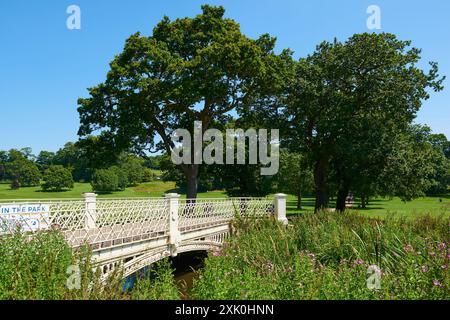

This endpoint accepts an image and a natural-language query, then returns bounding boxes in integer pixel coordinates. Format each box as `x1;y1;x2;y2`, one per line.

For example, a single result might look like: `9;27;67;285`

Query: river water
124;251;206;299
172;251;206;299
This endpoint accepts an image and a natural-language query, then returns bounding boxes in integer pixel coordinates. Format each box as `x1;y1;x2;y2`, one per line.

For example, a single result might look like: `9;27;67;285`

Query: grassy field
285;194;450;218
0;181;448;217
0;181;227;200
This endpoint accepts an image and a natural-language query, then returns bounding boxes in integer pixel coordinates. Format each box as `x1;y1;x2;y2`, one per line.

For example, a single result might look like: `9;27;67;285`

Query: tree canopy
277;33;445;211
77;5;285;198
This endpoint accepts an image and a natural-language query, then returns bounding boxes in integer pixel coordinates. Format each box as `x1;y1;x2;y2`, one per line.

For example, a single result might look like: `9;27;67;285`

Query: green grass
191;214;450;300
0;181;448;217
0;181;178;200
285;194;450;218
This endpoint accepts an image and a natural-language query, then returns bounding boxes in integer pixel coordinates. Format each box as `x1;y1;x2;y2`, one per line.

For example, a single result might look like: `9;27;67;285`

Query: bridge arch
102;240;224;281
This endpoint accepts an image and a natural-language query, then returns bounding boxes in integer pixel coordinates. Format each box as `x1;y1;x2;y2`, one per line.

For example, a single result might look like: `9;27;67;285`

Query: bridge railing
0;193;287;250
177;197;275;231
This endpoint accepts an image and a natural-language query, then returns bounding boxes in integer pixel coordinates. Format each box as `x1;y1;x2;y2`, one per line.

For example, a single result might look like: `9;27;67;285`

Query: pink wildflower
403;244;414;253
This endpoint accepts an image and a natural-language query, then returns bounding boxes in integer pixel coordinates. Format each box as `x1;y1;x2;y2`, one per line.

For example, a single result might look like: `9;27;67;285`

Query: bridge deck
65;218;231;251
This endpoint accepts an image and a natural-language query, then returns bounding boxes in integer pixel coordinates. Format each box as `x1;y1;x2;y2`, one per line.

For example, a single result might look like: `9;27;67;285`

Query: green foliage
110;166;128;191
222;164;274;197
0;231;180;300
272;33;445;211
378;125;448;200
41;165;74;192
36;151;56;172
118;155;145;187
6;158;41;188
276;152;314;208
142;168;155;182
77;5;285;198
0;231;73;299
130;259;180;300
192;214;449;300
53;142;91;182
91;168;119;193
0;151;7;181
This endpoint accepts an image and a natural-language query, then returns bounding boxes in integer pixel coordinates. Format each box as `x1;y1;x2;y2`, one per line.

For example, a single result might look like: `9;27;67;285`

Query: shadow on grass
287;200;316;207
34;189;74;194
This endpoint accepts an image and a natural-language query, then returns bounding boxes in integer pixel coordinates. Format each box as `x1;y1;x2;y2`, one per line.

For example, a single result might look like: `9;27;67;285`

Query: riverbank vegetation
191;213;449;300
0;230;179;300
1;212;448;300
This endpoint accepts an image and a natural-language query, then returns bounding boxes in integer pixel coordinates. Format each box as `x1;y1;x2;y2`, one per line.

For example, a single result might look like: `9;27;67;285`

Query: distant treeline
0;143;164;193
1;126;448;204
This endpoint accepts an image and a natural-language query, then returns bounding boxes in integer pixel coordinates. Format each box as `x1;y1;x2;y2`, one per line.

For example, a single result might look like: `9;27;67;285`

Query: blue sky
0;0;449;153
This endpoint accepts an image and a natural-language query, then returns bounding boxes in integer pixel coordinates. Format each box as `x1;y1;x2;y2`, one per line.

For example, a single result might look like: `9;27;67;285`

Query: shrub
142;168;155;182
6;159;41;188
130;259;180;300
0;231;126;300
111;166;128;191
121;160;145;186
91;169;119;193
0;231;180;300
41;165;74;192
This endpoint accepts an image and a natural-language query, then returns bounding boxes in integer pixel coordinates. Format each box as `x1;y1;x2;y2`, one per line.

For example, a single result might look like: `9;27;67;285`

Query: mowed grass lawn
0;181;227;200
0;181;448;217
0;181;178;199
285;194;450;218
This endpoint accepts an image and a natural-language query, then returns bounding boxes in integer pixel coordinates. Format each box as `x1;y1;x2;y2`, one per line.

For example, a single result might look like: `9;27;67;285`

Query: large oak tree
283;33;444;211
77;5;283;198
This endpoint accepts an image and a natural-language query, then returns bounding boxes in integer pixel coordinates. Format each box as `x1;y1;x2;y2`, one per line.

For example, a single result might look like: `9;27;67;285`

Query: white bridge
0;193;288;280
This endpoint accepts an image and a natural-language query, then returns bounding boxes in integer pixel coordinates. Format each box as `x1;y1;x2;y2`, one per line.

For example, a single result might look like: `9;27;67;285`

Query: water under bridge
0;193;288;281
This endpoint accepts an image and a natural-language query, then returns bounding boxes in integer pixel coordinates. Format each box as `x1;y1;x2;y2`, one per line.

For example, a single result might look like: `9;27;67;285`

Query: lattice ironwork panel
178;198;274;230
0;200;85;245
92;198;169;245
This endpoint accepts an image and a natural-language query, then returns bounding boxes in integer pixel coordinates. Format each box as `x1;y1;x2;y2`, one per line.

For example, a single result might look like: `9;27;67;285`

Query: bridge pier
166;193;181;257
274;193;288;225
84;193;98;229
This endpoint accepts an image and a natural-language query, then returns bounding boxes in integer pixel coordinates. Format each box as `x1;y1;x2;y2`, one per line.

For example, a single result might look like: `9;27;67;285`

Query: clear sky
0;0;448;153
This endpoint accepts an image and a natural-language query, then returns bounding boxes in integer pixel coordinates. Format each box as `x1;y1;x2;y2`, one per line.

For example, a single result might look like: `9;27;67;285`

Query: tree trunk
314;158;329;212
361;194;367;209
183;164;199;199
336;186;349;212
297;189;302;210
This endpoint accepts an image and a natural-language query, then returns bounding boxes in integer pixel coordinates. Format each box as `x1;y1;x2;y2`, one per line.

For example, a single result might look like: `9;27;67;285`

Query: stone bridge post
84;193;98;229
274;193;288;225
166;193;181;257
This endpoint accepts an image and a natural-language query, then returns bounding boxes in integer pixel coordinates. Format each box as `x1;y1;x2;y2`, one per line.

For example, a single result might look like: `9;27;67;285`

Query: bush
111;166;128;191
91;169;119;193
7;159;41;188
142;168;155;182
121;159;145;186
130;259;180;300
0;231;126;300
41;165;74;192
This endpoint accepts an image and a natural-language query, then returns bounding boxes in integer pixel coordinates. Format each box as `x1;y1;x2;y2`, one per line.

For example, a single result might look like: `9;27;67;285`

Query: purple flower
441;264;448;270
369;265;382;275
352;259;365;267
429;251;436;257
437;242;446;251
432;280;442;287
403;244;414;253
212;250;222;257
421;265;428;273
